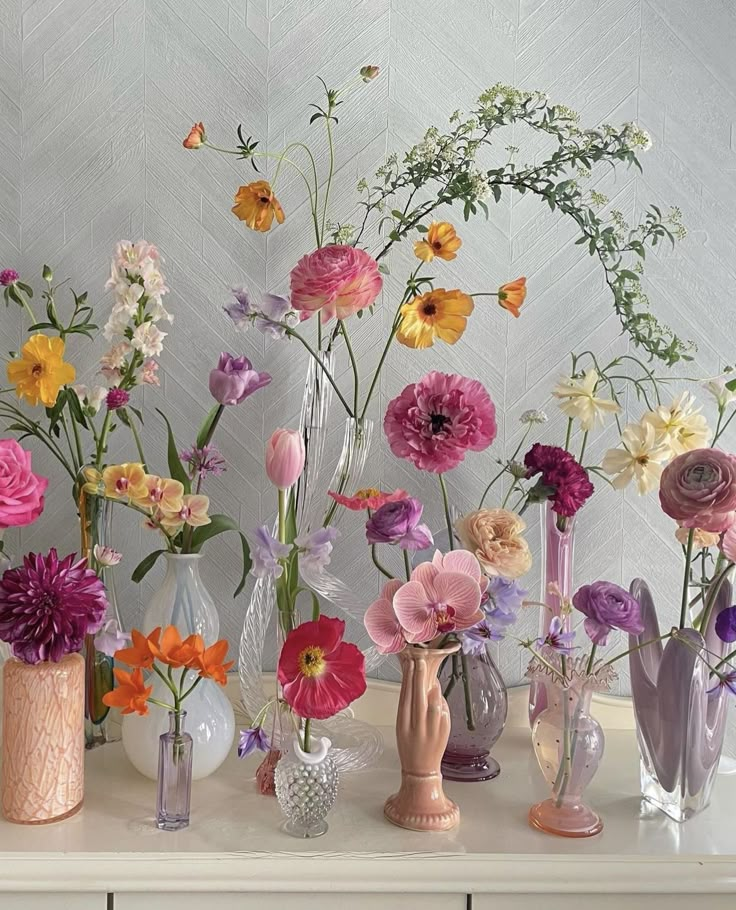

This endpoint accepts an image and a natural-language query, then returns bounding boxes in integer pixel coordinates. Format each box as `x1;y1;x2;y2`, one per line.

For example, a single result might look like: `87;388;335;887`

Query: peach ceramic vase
384;644;460;832
2;653;85;824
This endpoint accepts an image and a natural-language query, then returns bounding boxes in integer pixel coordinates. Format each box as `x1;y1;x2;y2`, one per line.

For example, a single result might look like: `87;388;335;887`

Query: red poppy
277;616;366;721
328;487;408;511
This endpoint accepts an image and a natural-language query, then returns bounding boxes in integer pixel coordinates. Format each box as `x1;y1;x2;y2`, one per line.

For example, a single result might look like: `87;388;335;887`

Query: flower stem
285;327;353;417
403;549;412;582
460;651;475;731
680;529;695;629
371;545;394;580
303;718;312;754
340;321;360;418
359;321;400;421
438;474;454;550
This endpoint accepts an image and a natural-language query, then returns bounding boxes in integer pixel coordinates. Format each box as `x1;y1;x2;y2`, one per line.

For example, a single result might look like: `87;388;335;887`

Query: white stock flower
132;322;167;357
642;392;711;456
552;369;621;431
601;422;672;495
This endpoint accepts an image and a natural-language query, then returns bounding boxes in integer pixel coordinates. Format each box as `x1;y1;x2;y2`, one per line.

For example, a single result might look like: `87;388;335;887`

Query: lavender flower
238;726;271;757
365;498;434;551
255;293;299;339
485;577;527;616
180;444;226;481
536;615;576;655
250;526;291;579
295;527;339;573
461;619;502;655
572;581;643;646
708;668;736;698
94;618;130;657
224;288;255;327
0;549;108;664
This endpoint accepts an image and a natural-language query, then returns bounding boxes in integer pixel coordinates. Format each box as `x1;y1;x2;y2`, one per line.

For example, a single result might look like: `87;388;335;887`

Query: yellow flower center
298;646;326;678
356;488;380;500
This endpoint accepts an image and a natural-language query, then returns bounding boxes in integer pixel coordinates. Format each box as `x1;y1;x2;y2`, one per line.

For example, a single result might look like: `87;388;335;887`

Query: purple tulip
715;606;736;644
572;581;644;646
209;352;271;406
365;497;433;551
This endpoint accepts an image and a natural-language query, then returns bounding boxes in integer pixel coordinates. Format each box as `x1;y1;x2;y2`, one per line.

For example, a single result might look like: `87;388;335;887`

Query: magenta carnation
525;443;594;518
290;245;382;323
384;371;497;473
660;448;736;533
0;549;108;664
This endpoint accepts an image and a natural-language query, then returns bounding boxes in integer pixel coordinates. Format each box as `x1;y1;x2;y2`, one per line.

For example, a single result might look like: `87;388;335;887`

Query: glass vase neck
167;710;187;733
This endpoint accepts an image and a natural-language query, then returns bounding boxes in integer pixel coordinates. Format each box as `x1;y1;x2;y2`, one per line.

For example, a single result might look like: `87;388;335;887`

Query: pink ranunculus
0;439;48;529
720;523;736;563
289;245;383;323
660;448;736;533
384;371;497;474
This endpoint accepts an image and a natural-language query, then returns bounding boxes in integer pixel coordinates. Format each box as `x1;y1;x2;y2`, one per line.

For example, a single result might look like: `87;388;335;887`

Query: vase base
528;799;603;838
156;815;190;832
384;793;460;832
441;754;500;783
281;818;328;839
3;799;83;826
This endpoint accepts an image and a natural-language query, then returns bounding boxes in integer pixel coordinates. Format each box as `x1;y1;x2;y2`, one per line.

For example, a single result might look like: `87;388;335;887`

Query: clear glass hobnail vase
275;735;338;838
529;502;576;727
629;578;731;822
529;678;605;838
156;711;193;831
440;645;508;782
79;493;124;748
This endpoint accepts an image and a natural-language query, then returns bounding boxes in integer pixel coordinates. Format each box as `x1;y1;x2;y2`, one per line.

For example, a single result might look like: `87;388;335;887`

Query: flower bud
265;429;305;489
42;264;53;282
360;65;380;82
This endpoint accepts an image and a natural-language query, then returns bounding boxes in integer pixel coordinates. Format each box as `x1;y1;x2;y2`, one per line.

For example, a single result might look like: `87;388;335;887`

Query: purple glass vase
440;646;508;782
628;578;731;822
156;711;193;831
529;503;576;727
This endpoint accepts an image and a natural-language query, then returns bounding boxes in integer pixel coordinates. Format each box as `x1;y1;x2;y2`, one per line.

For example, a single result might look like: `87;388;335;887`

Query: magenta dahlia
384;371;497;473
0;549;108;664
524;443;594;518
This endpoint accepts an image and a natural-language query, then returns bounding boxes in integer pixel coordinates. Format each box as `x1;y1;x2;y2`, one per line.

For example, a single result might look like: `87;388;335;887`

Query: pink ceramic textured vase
2;653;85;824
384;645;460;832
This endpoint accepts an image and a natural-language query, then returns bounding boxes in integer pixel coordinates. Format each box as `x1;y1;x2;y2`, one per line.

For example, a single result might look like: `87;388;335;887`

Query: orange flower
397;288;474;349
413;222;462;263
232;180;285;232
498;277;527;318
114;627;161;669
150;625;204;669
195;639;234;686
103;667;152;716
183;122;205;149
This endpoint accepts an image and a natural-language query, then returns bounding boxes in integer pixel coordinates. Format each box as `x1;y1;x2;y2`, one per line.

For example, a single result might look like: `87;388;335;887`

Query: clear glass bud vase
275;735;338;838
156;711;193;831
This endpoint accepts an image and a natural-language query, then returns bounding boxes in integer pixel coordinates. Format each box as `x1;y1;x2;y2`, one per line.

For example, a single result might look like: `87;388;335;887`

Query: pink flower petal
437;549;482;583
393;580;437;640
432;571;482;630
409;562;440;599
364;596;406;654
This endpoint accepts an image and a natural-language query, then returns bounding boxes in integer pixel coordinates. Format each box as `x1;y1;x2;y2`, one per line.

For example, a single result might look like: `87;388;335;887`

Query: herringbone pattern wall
2;1;735;730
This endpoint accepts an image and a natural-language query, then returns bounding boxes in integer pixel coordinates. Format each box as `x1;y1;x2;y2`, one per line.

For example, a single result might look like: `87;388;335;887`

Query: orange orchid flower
150;625;204;669
497;276;527;318
114;627;161;669
196;639;234;686
103;667;152;716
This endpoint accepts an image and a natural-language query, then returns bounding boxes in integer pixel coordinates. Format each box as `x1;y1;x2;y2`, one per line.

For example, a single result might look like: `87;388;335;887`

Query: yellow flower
102;463;148;502
642;392;711;455
159;494;211;531
6;334;76;407
135;475;184;513
413;222;462;262
397;288;474;349
497;277;526;318
232;180;285;232
552;369;621;431
601;423;671;495
82;467;104;496
674;526;720;549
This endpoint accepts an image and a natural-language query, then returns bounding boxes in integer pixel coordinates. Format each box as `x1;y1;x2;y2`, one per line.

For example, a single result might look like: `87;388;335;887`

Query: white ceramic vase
122;553;235;781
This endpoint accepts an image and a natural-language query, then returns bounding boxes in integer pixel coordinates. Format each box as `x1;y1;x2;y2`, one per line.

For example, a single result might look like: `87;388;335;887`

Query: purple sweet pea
224;288;255;327
250;526;291;579
209;353;272;406
256;294;299;339
708;668;736;698
485;577;527;617
238;726;271;758
94;618;131;657
536;615;576;654
295;526;338;573
461;619;502;655
715;606;736;644
365;497;434;551
572;581;644;646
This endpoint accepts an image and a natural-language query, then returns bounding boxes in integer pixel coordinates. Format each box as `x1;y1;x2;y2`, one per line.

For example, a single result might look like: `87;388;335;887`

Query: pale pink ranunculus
289;245;382;323
720;523;736;563
265;429;305;490
0;439;48;529
660;448;736;533
455;508;532;579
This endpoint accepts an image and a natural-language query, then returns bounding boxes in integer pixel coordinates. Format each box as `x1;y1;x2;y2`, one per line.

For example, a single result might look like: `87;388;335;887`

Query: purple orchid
365;497;434;551
250;526;291;579
238;726;271;758
536;615;576;655
295;526;339;573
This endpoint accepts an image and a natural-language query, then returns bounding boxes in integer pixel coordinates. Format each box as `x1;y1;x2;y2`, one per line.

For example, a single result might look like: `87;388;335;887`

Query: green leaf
132;549;167;583
726;377;736;392
156;409;191;494
196;404;221;449
189;514;252;596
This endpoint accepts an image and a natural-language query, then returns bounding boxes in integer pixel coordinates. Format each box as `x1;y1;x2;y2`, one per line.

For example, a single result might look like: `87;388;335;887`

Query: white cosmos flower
132;322;167;357
552;369;621;431
642;392;711;455
704;378;736;410
601;422;672;495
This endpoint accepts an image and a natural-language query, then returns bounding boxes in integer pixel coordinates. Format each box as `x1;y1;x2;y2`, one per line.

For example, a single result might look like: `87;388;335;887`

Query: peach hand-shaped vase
2;653;85;824
384;644;460;832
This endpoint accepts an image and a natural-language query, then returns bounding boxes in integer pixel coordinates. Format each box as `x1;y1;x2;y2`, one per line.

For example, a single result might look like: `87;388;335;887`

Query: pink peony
660;448;736;533
290;245;383;323
0;439;48;529
384;371;497;473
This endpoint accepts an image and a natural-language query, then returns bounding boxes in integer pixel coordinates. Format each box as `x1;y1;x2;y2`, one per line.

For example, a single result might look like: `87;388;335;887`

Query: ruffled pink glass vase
2;653;85;824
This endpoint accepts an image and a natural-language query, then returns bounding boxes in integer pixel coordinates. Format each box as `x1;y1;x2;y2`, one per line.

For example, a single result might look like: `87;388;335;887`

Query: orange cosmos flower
195;639;234;686
103;667;152;716
232;180;285;232
498;277;527;318
183;122;205;149
150;625;204;670
413;222;462;263
114;627;161;669
397;288;474;349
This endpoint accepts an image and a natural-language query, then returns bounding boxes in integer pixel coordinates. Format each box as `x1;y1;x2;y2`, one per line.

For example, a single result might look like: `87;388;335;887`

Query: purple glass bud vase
440;646;508;782
628;578;731;822
156;711;193;831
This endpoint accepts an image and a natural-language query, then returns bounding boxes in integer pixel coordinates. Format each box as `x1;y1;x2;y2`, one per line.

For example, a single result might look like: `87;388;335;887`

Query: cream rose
455;508;532;579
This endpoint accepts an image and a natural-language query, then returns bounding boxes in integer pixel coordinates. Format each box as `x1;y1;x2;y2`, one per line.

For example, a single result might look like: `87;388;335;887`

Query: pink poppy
328;488;408;511
364;580;407;654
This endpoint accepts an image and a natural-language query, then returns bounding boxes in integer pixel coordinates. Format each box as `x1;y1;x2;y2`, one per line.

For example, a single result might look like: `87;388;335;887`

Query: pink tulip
265;429;305;489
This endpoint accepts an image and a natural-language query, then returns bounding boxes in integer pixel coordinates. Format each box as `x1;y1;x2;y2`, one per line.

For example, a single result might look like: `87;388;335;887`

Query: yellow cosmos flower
102;463;148;502
397;288;474;349
413;222;462;262
497;277;527;318
6;334;76;407
232;180;285;232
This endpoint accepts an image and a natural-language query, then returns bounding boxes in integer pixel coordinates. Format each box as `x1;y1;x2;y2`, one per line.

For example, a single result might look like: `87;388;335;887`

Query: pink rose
0;439;48;529
290;245;382;323
660;448;736;533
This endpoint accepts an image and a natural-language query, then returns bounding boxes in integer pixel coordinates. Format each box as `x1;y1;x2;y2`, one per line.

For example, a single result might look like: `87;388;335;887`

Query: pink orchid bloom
364;580;406;654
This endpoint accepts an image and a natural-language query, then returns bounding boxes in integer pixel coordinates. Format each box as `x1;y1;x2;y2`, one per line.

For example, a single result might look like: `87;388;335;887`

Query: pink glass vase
2;653;85;824
440;646;508;782
529;503;576;727
529;679;605;838
384;645;460;832
156;711;193;831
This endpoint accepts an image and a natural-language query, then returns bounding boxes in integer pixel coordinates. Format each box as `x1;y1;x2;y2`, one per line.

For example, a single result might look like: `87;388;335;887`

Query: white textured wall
1;1;735;705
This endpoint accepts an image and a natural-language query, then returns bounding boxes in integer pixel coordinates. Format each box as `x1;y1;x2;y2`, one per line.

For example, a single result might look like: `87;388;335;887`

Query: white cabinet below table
3;896;106;910
115;894;465;910
473;897;735;910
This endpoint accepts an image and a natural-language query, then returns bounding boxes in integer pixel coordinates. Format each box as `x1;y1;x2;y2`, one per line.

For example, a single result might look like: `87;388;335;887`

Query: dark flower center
422;302;437;317
430;412;449;434
259;196;271;205
432;241;442;250
32;363;43;376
